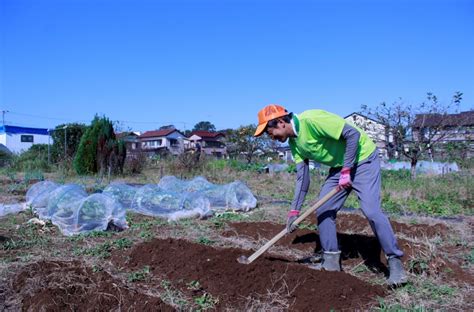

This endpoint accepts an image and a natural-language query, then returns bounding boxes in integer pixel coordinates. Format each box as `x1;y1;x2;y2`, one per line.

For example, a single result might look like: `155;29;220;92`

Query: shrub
10;144;50;171
168;151;206;178
49;123;87;163
124;152;148;174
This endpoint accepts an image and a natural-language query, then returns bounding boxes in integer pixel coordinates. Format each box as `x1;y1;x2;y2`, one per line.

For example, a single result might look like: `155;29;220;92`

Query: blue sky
1;0;473;132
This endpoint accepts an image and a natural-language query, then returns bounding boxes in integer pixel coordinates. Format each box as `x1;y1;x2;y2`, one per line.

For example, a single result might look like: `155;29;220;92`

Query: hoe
237;187;339;265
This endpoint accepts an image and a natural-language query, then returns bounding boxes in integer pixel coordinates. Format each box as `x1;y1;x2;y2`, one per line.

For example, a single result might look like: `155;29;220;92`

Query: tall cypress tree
73;115;125;175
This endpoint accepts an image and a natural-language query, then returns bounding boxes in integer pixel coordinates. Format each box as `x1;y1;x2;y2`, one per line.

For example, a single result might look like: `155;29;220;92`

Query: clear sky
1;0;473;132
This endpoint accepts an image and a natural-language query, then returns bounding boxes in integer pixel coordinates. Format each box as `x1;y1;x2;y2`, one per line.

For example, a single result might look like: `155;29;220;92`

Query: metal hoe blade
236;187;339;265
236;255;250;264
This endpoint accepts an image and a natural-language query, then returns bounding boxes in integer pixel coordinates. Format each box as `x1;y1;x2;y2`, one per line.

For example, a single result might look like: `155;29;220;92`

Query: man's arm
291;159;310;211
338;123;361;189
341;123;361;168
287;159;310;233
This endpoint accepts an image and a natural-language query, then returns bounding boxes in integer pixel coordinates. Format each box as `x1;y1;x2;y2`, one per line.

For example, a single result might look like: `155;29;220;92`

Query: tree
362;92;463;179
73;115;126;175
159;125;176;130
192;121;216;132
50;123;87;162
226;124;270;163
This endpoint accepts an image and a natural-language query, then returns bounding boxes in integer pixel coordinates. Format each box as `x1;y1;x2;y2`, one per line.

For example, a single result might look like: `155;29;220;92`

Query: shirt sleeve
291;160;310;211
341;123;361;168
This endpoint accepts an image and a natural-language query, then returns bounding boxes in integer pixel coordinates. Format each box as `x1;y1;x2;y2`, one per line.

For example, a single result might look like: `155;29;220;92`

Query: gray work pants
316;151;404;258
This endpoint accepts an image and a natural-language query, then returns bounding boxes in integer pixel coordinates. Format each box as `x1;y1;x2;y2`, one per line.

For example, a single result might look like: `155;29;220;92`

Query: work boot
387;256;408;286
299;250;323;264
308;251;341;271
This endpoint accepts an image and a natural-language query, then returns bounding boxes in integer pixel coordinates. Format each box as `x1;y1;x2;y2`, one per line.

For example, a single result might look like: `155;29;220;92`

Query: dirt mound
223;221;394;272
223;221;317;253
6;260;174;311
222;220;474;285
337;213;448;238
111;238;386;311
227;213;448;242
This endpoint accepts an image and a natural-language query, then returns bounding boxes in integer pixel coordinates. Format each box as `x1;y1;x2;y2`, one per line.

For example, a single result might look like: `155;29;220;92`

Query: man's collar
291;114;299;137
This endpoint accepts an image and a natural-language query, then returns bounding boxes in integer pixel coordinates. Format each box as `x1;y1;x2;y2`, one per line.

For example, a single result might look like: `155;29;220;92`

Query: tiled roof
139;128;178;138
189;131;225;138
413;111;474;128
115;131;138;139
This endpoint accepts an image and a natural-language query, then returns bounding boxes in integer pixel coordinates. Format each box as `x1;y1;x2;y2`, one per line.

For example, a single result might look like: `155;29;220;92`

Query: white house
139;128;186;156
187;131;227;158
344;113;391;159
0;125;50;154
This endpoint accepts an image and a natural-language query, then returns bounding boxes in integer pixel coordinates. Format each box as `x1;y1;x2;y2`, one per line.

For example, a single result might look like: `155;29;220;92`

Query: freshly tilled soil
111;238;387;311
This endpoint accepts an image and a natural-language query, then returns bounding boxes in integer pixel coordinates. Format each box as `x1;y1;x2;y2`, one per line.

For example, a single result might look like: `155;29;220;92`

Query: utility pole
1;110;8;126
48;129;51;164
63;125;68;157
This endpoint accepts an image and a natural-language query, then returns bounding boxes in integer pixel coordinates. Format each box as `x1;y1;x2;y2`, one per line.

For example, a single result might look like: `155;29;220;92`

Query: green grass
375;298;427;312
381;171;473;216
187;280;202;290
2;223;51;250
139;230;153;240
127;266;151;282
6;157;472;217
67;230;114;242
298;221;317;231
76;238;133;258
159;279;190;308
114;237;133;249
196;236;214;245
465;249;474;264
401;281;457;304
194;293;219;311
77;242;113;258
210;211;249;228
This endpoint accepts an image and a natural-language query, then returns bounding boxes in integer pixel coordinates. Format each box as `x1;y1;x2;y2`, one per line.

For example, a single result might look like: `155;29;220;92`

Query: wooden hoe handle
243;187;339;264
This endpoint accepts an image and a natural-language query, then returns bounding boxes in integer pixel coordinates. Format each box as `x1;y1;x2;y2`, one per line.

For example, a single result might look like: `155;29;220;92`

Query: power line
8;111;90;123
5;111;198;130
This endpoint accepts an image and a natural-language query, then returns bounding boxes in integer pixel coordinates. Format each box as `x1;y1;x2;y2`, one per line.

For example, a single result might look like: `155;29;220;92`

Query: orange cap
254;104;288;137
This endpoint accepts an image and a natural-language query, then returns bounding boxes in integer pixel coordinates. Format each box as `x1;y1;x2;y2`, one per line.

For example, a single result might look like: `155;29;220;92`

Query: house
277;145;293;162
138;128;186;156
413;110;474;158
187;131;227;158
115;131;141;157
0;125;50;154
344;113;391;159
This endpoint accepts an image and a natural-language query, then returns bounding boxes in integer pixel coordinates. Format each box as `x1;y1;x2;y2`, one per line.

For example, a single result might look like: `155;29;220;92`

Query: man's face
266;120;288;142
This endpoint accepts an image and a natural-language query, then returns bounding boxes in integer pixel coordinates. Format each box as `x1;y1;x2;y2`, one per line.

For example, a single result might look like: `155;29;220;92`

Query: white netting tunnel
7;176;257;236
158;176;257;211
128;184;212;220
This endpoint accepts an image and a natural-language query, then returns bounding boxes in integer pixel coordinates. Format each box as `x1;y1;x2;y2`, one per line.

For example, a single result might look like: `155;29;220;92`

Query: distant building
116;131;141;157
344;113;390;159
187;131;227;158
138;128;186;156
0;125;49;154
413;110;474;158
277;145;293;162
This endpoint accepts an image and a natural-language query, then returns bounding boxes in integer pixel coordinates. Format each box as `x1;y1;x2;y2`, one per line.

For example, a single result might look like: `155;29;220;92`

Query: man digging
254;104;408;286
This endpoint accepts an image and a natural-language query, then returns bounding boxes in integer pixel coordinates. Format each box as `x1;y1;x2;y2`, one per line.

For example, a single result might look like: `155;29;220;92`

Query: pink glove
338;167;352;190
286;210;300;233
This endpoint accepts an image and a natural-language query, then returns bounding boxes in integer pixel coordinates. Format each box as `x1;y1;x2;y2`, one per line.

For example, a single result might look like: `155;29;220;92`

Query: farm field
0;168;473;311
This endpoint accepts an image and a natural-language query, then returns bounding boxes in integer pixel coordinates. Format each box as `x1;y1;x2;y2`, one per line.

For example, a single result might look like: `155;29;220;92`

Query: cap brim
254;123;267;137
